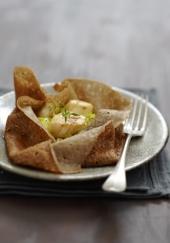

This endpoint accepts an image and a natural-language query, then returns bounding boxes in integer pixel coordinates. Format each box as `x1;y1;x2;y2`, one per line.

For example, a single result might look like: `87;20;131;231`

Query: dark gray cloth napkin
0;88;169;199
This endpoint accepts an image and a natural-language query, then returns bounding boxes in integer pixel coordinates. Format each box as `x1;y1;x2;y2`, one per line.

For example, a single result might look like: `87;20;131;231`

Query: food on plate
50;113;86;138
4;66;131;174
65;99;94;116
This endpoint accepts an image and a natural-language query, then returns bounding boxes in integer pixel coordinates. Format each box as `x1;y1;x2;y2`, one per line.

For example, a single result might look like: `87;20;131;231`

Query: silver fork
102;95;148;192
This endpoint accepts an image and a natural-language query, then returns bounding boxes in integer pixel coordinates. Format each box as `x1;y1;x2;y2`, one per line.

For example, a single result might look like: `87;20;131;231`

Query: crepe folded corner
4;67;131;174
14;66;46;102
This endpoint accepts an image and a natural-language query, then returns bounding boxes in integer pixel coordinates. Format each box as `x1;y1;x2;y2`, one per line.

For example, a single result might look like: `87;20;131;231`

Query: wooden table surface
0;1;169;243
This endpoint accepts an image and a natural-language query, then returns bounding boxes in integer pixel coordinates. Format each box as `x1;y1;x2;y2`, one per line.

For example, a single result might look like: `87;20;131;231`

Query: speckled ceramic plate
0;84;168;181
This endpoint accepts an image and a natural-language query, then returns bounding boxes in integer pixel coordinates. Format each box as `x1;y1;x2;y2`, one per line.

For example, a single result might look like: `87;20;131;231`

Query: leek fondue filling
38;99;95;138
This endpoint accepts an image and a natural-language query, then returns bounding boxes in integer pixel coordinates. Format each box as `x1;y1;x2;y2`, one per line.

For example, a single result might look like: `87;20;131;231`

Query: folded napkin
0;88;169;199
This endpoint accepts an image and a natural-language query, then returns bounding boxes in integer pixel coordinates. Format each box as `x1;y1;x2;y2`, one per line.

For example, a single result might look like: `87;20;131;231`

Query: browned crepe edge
84;123;126;167
8;140;61;173
4;109;81;174
54;78;131;111
14;66;46;102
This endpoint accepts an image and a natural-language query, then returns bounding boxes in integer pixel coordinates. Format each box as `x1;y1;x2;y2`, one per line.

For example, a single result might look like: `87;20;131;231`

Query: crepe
14;66;46;102
54;78;131;111
4;67;131;174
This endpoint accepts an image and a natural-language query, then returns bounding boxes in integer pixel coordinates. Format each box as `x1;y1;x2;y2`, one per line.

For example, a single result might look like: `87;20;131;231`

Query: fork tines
124;94;148;136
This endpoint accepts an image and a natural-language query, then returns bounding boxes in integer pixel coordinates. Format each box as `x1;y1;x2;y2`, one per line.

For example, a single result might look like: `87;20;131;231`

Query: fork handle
102;134;132;192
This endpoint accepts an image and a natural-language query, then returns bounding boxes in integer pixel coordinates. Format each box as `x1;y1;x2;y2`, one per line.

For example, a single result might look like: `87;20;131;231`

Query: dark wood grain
0;1;169;243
